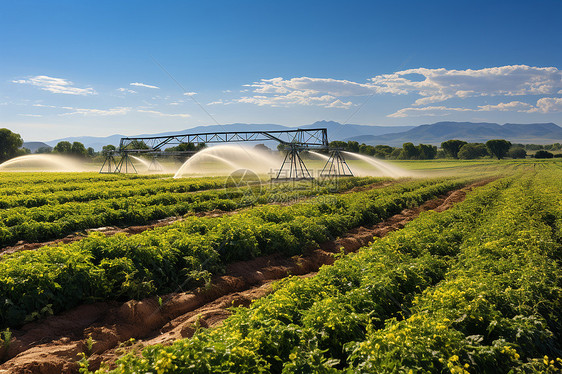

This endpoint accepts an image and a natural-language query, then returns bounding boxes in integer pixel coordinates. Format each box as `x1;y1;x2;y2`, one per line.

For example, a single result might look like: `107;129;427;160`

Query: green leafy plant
88;169;562;373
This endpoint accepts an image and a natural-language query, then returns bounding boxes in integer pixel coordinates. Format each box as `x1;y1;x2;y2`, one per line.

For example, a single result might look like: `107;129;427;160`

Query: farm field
0;160;560;373
0;173;388;249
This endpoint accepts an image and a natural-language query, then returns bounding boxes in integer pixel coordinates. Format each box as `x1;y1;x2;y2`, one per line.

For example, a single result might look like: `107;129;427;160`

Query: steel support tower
320;149;354;177
100;128;353;180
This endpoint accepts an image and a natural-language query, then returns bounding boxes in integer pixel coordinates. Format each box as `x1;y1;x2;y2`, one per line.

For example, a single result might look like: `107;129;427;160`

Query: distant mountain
36;121;558;150
39;121;414;150
22;142;52;153
345;122;562;146
301;120;415;137
43;135;127;152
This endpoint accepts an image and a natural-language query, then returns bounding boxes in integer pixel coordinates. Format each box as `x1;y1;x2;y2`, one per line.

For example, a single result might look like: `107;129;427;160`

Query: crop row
0;174;232;207
344;174;562;372
0;177;384;247
99;170;561;373
0;172;157;190
0;177;465;328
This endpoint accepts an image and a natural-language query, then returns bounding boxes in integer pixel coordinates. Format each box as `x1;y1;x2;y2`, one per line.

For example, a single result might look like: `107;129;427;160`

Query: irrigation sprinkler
99;152;117;174
320;148;354;178
114;153;137;174
275;144;314;181
100;128;354;180
148;155;164;172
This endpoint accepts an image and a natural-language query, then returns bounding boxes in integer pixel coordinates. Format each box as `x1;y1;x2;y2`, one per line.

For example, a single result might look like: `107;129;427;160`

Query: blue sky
1;0;561;141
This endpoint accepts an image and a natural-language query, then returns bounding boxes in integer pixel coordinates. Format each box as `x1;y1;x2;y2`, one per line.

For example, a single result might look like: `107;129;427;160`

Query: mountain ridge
345;121;562;146
37;121;414;150
27;121;562;150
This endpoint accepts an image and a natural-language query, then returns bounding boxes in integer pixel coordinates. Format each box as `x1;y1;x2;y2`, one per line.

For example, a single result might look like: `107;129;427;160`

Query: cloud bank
130;82;160;89
233;65;562;116
371;65;562;105
12;76;96;96
60;107;132;116
387;98;562;118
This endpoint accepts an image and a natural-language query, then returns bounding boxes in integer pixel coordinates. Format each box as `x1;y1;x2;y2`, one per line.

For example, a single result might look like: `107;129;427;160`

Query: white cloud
388;106;473;118
183;92;197;96
413;95;452;106
19;114;43;117
137;109;191;118
326;99;354;109
529;97;562;113
235;76;376;108
12;75;96;95
238;91;342;108
61;107;132;116
477;101;533;112
130;82;159;89
387;97;562;117
118;88;137;94
249;77;374;96
371;65;562;105
236;65;562;112
32;103;58;108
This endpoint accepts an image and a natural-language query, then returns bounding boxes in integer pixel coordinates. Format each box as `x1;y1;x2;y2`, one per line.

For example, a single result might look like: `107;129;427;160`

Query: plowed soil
0;179;492;373
0;180;397;258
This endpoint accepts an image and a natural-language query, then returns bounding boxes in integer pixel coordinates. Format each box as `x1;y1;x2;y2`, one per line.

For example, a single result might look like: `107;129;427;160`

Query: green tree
374;145;393;154
441;139;467;159
70;142;87;157
166;142;206;152
508;147;527;159
87;147;96;157
435;150;447;158
458;143;489;160
0;128;24;162
486;139;512;159
399;142;420;159
102;144;116;156
36;146;52;154
534;150;554;159
328;141;347;150
53;141;72;154
358;144;376;156
126;140;150;150
346;141;360;153
417;144;437;159
389;148;402;159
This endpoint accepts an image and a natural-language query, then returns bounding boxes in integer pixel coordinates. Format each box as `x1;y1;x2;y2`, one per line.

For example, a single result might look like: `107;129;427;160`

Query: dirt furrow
0;179;491;374
0;181;397;258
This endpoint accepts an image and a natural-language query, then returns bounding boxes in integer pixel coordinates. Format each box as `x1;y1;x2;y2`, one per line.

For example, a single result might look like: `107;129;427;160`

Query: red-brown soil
0;180;398;258
0;179;492;373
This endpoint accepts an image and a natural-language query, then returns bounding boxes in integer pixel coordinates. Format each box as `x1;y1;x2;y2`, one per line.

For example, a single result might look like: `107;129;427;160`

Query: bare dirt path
0;179;492;374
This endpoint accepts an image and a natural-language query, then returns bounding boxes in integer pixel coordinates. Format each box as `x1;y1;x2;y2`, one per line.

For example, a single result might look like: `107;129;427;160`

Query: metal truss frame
320;149;354;178
275;145;314;180
100;128;354;180
118;128;328;152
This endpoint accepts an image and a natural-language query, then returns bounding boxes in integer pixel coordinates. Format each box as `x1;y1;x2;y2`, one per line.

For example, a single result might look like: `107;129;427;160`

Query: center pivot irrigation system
100;128;353;180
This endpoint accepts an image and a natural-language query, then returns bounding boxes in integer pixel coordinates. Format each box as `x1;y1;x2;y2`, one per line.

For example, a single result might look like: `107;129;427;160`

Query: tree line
1;127;561;163
329;139;559;159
